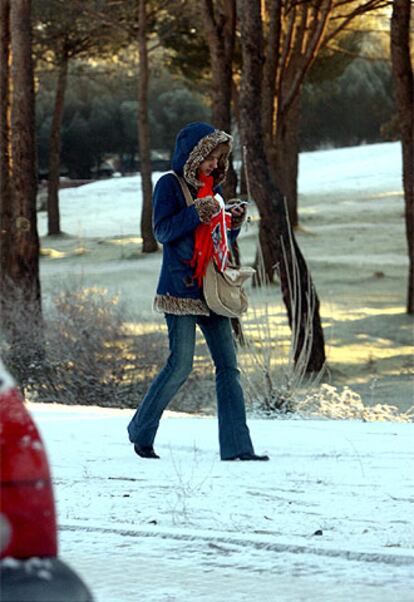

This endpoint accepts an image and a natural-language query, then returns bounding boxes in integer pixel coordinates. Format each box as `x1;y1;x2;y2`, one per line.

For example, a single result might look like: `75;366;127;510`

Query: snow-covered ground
299;141;401;196
37;142;402;239
37;140;412;408
30;402;414;602
29;141;413;600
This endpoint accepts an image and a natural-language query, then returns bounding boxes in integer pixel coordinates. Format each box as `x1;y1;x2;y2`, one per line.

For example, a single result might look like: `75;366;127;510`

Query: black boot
224;452;269;461
134;444;160;459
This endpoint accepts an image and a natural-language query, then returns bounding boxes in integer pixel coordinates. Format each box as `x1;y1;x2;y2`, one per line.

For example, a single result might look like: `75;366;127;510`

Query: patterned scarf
189;173;230;287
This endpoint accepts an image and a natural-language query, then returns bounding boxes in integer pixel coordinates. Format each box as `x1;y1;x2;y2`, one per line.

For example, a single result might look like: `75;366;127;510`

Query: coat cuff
194;196;220;223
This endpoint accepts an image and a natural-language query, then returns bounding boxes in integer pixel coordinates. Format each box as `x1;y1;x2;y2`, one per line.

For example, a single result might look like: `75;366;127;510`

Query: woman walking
127;122;269;462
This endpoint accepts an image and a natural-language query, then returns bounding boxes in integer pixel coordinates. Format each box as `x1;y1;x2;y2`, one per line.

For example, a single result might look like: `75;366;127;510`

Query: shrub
298;384;414;422
1;286;214;411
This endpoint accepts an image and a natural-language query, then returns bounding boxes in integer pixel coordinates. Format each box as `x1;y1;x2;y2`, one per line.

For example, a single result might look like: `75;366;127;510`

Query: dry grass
0;286;213;411
237;195;412;422
1;281;410;421
239;202;324;415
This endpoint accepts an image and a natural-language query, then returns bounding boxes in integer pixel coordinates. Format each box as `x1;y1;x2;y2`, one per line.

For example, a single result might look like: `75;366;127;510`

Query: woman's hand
226;198;248;228
229;204;246;219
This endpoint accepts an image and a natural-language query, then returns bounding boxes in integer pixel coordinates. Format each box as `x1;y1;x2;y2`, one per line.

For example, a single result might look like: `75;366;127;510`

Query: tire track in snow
60;523;414;567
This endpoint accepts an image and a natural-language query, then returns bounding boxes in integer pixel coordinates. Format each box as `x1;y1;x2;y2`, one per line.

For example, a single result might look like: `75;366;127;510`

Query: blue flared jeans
127;313;254;460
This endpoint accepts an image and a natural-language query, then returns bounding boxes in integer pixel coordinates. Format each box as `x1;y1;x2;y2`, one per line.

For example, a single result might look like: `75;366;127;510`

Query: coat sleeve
152;174;201;244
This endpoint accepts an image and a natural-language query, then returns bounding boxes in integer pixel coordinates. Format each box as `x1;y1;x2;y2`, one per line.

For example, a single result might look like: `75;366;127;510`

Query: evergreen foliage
301;59;394;150
35;65;210;178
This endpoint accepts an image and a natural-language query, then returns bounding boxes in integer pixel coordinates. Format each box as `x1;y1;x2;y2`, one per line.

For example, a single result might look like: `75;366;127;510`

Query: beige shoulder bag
171;172;254;318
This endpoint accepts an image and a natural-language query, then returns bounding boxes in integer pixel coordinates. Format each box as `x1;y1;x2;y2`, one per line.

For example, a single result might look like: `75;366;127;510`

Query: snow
30;141;414;600
29;402;414;602
37;142;402;239
299;142;401;196
1;556;53;579
0;358;15;393
37;173;161;239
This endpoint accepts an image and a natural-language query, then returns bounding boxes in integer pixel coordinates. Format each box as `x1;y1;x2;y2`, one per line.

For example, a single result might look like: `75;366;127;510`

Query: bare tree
189;1;391;227
390;0;413;314
237;0;325;372
261;0;391;227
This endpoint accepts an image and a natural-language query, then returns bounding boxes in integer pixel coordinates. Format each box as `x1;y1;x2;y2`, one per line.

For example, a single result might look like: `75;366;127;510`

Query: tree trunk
201;0;238;199
0;0;43;373
262;1;331;228
0;0;12;300
237;0;325;372
262;0;300;227
272;96;300;228
262;0;281;156
391;0;414;314
9;0;41;308
47;49;69;236
138;0;157;253
213;58;238;200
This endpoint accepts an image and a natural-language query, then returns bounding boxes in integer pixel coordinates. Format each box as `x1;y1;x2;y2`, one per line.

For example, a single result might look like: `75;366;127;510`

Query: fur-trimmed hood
171;122;232;189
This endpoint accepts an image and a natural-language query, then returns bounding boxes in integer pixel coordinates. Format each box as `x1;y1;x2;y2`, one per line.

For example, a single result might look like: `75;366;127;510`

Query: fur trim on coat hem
153;294;210;316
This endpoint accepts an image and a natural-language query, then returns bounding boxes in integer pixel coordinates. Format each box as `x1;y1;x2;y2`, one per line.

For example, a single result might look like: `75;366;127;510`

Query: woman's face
198;149;222;177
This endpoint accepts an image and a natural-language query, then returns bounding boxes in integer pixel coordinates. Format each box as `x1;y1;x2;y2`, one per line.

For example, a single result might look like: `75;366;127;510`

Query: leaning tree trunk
138;0;157;253
47;49;69;236
201;0;238;199
237;0;325;372
391;0;414;314
0;0;12;305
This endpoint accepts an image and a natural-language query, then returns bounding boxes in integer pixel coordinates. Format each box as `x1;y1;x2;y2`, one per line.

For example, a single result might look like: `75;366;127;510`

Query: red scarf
189;174;230;287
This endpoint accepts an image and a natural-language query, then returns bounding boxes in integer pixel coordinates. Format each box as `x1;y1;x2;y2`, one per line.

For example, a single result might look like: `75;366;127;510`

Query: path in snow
58;523;414;602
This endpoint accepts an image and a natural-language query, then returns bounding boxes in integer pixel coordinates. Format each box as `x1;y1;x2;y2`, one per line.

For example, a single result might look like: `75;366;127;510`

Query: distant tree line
301;58;394;150
36;65;210;179
35;56;395;179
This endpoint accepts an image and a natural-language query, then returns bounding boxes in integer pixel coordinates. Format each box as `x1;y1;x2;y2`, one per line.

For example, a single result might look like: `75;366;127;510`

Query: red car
0;359;93;602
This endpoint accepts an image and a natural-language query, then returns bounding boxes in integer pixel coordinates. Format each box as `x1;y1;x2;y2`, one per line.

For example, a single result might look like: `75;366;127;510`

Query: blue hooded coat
152;122;241;316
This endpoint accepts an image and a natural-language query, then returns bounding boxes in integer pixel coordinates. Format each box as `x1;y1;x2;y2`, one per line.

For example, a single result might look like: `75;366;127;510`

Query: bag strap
169;171;194;207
